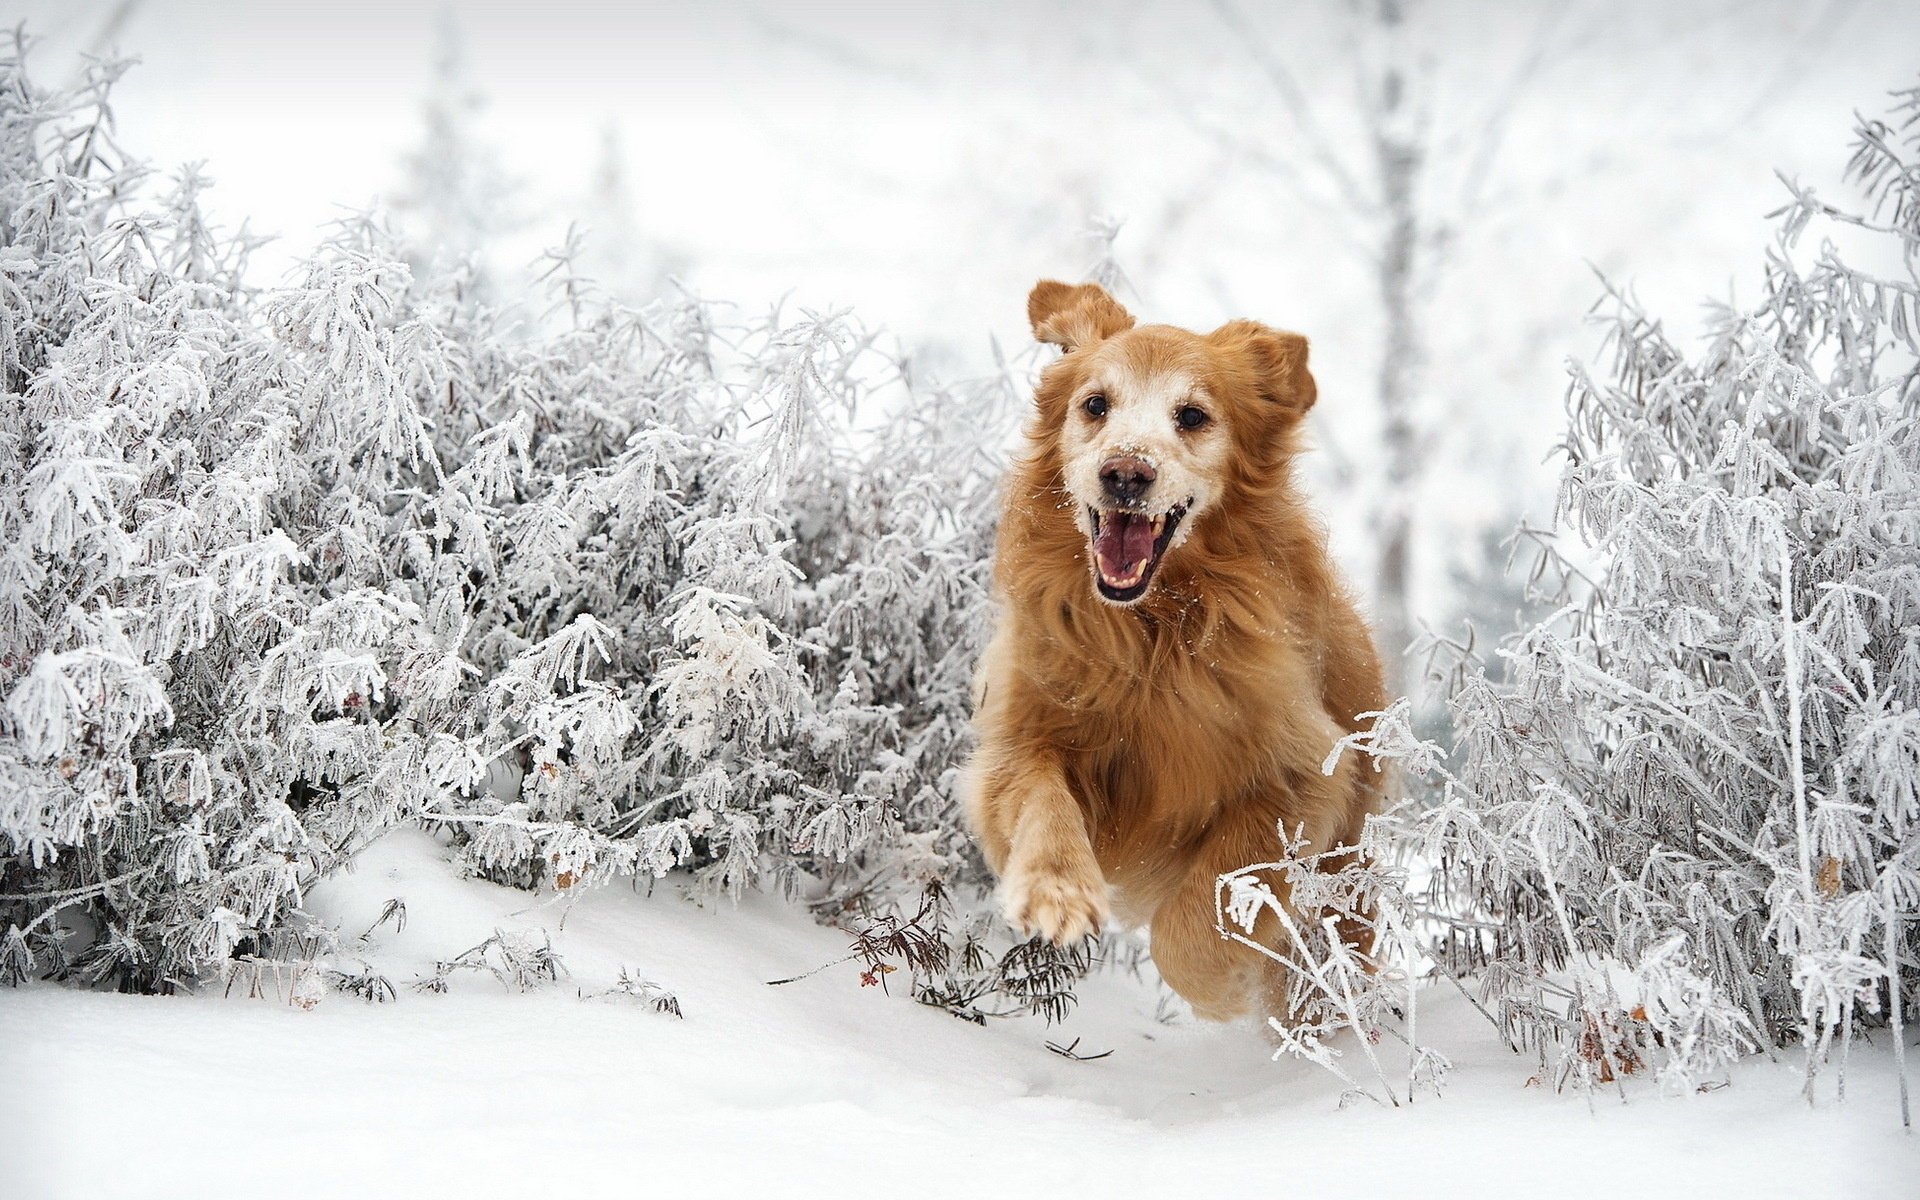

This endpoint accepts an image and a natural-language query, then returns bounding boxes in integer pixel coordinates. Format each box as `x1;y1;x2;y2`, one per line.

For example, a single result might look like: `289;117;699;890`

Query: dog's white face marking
1057;349;1230;605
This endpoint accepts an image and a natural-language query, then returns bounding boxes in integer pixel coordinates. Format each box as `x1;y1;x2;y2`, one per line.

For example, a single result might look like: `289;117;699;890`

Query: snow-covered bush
1336;83;1919;1112
0;40;1014;994
1217;821;1453;1109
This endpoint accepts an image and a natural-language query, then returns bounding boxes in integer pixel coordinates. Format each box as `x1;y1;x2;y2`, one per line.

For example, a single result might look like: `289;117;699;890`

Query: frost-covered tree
1166;1;1852;690
390;11;519;298
1171;0;1571;683
0;36;1059;1005
578;121;684;304
1334;82;1919;1118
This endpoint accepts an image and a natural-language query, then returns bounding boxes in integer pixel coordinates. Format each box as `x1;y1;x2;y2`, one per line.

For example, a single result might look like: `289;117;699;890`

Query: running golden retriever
962;280;1386;1022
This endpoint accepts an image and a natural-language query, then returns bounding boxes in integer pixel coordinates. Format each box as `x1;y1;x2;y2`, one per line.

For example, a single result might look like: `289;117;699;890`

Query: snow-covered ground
4;829;1911;1198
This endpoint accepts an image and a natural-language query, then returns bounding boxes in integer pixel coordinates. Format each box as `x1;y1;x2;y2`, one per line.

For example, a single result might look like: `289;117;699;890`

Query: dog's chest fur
1028;600;1331;902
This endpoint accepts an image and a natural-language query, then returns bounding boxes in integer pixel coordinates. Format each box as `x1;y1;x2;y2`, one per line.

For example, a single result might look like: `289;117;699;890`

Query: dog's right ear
1028;280;1134;352
1209;319;1317;422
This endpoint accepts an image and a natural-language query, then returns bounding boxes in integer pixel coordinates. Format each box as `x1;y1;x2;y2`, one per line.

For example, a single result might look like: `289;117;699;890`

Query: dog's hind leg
1148;800;1324;1023
1148;860;1271;1022
1147;776;1357;1024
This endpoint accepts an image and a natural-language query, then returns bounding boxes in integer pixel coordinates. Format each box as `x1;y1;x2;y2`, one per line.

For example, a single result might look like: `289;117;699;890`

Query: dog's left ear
1210;319;1316;420
1028;280;1135;352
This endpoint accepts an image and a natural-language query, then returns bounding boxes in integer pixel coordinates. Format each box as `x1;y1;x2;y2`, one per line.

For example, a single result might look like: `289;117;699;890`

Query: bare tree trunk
1369;0;1421;692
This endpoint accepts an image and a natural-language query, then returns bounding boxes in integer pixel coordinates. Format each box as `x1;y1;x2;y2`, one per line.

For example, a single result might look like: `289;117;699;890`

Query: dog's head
1025;279;1317;606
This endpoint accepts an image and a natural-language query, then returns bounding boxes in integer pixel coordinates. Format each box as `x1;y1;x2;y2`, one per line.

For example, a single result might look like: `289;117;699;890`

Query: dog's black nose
1099;455;1156;503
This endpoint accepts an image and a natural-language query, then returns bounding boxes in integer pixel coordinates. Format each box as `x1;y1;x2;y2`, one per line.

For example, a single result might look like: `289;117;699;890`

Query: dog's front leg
966;755;1109;944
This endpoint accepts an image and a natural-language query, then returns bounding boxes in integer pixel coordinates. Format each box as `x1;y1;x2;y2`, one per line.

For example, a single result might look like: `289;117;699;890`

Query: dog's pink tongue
1095;512;1155;580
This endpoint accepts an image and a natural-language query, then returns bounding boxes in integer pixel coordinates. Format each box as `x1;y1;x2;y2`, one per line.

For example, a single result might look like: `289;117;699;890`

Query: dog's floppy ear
1210;319;1316;420
1028;280;1135;352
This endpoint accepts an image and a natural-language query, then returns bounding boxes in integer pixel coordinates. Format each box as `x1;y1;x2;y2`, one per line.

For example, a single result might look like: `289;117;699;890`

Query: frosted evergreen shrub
0;41;1012;994
1340;83;1919;1112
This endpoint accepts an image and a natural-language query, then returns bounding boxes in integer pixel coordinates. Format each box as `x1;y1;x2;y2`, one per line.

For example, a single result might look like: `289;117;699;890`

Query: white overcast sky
19;1;1916;346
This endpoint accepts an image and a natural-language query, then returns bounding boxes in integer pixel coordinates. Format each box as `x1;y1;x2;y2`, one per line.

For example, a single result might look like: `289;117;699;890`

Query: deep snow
2;829;1913;1198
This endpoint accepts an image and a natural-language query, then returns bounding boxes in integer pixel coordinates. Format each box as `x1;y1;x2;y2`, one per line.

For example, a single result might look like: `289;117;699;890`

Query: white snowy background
3;1;1918;1196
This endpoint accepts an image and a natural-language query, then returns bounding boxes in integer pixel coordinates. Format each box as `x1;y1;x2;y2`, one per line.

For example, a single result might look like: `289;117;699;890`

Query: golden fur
961;280;1386;1023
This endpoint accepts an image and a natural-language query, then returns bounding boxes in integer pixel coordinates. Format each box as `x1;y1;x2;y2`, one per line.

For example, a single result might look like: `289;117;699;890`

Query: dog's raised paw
1001;868;1110;944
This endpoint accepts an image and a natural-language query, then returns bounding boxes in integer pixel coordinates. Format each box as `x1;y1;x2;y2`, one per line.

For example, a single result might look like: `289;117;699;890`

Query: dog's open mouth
1088;504;1186;603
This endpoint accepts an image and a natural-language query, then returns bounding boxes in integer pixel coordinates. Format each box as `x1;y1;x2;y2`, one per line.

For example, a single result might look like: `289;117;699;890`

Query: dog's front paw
1001;866;1110;944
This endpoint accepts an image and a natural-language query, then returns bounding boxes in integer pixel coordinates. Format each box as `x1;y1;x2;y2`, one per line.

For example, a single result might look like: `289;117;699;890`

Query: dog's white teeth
1150;515;1165;536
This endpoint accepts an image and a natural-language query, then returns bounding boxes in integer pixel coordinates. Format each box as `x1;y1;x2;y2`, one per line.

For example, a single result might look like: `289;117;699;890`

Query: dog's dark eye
1176;406;1209;430
1084;394;1108;418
